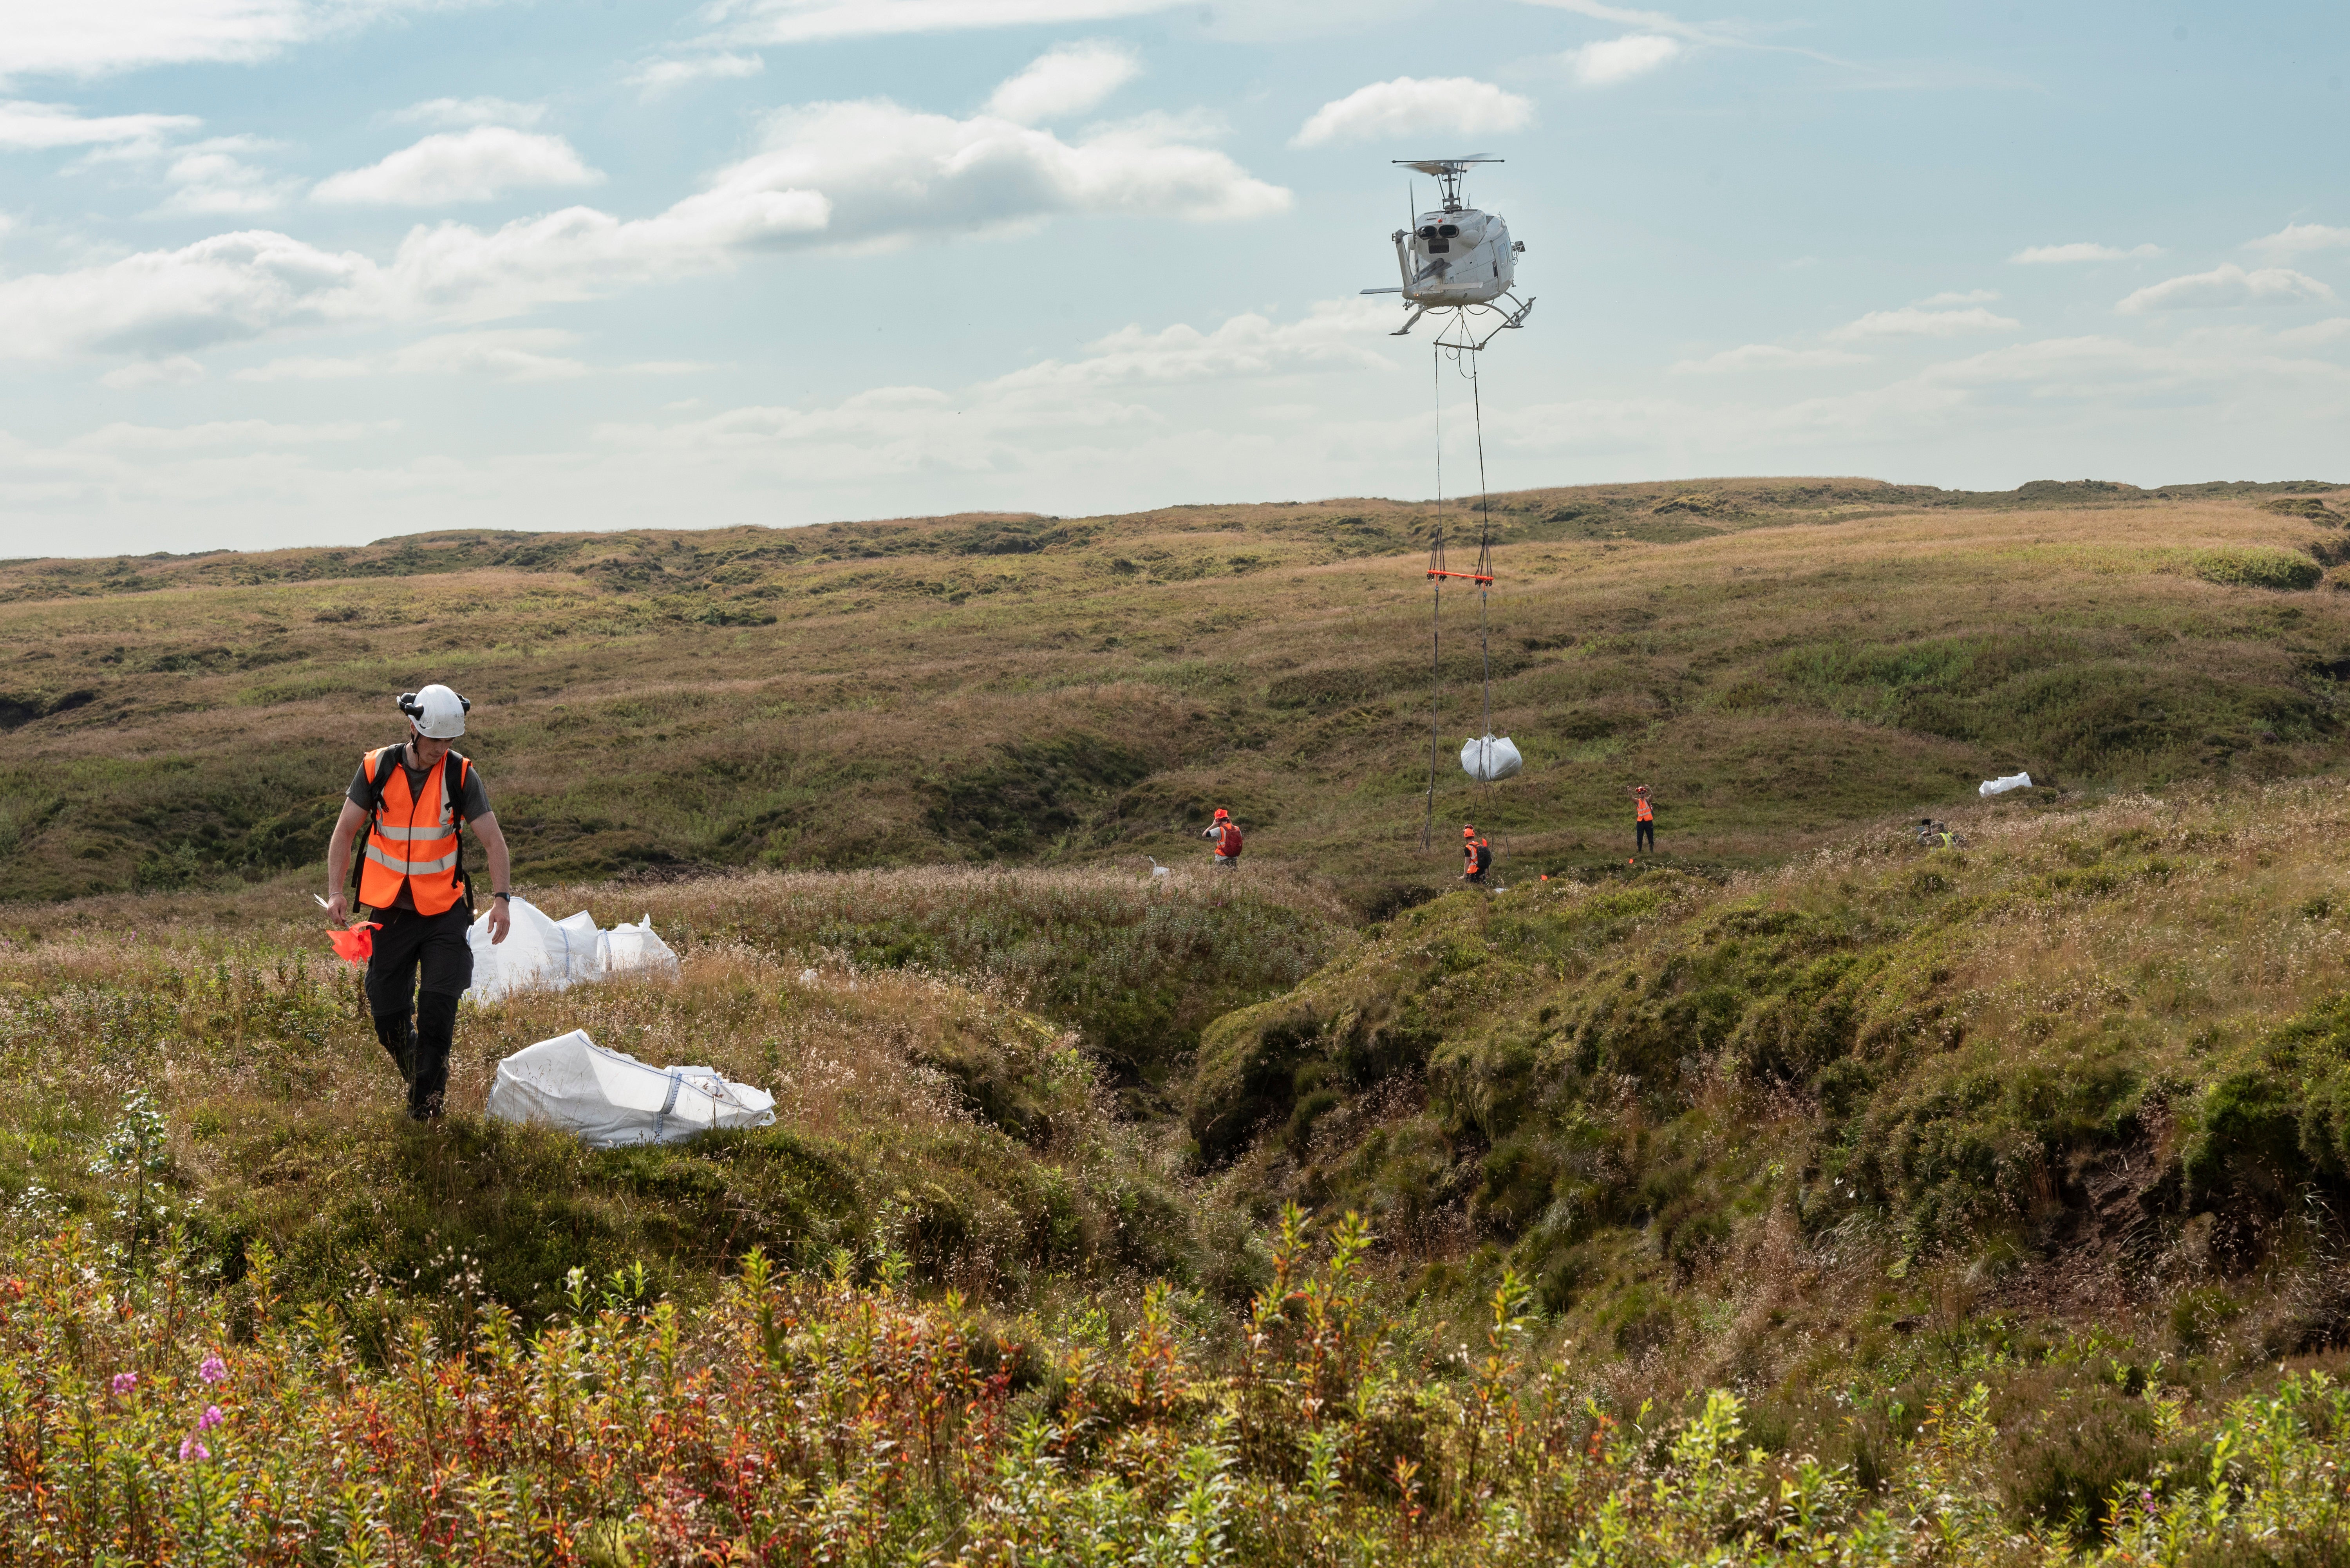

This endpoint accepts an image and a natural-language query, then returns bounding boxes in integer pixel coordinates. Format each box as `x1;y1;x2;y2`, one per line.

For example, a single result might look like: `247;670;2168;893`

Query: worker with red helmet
1203;808;1244;871
1461;824;1493;886
1630;785;1656;856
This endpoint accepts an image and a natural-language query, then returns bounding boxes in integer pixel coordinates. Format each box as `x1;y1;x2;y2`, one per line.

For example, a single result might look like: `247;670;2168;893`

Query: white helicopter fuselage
1395;207;1518;307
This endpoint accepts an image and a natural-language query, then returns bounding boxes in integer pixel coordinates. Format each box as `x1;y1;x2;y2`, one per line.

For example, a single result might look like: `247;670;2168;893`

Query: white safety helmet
398;684;470;739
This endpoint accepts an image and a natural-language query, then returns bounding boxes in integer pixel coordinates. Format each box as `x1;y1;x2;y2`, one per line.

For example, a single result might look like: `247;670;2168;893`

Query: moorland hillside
2;474;2346;910
11;477;2350;1557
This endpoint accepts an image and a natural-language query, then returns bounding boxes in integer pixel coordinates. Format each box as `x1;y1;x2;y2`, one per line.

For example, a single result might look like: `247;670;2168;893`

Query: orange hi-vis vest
358;747;468;916
1636;796;1654;822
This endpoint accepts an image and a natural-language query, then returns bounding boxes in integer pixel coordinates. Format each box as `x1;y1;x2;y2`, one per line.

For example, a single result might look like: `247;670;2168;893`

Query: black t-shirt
347;746;492;911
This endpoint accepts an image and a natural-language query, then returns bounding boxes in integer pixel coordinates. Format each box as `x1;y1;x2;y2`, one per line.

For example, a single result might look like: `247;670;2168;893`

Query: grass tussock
1194;777;2350;1396
0;915;1238;1338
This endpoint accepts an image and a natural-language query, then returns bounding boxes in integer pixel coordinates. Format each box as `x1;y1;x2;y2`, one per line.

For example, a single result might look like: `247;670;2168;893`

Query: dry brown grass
2;477;2344;907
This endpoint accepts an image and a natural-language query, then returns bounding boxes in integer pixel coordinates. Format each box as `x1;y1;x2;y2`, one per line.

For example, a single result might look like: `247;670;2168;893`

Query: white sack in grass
1460;735;1524;782
465;896;667;1003
602;915;679;979
485;1029;775;1148
1979;771;2034;797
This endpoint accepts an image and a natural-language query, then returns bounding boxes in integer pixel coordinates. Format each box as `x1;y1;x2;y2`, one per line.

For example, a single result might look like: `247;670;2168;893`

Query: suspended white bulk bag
1979;771;2034;798
1460;735;1524;782
484;1030;776;1149
464;896;605;1003
602;915;680;979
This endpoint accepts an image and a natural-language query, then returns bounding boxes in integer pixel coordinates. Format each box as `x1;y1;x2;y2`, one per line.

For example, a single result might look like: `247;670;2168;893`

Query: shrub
2191;549;2323;591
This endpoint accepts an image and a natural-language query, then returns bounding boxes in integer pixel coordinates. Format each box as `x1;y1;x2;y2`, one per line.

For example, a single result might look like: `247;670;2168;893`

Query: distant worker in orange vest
1461;824;1493;886
324;685;513;1121
1630;784;1656;856
1203;808;1244;871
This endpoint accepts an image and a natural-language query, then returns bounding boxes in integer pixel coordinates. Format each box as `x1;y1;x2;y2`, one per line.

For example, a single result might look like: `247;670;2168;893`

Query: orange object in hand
328;923;381;965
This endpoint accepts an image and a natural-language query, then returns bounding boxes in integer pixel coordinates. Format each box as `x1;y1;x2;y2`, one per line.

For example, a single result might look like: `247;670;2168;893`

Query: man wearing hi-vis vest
322;685;513;1120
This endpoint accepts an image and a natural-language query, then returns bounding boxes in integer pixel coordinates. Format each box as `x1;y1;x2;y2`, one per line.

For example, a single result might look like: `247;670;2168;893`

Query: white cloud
0;99;199;150
581;298;1396;483
313;127;603;206
387;97;546;130
628;54;765;98
2117;263;2335;314
100;355;206;389
0;231;383;359
1485;329;2350;460
0;0;467;83
1559;34;1683;87
0;96;1284;361
710;96;1286;249
2274;317;2350;347
156;138;300;214
1919;289;1999;306
1291;76;1535;148
2245;222;2350;259
1516;0;1717;44
1669;343;1869;374
991;297;1395;389
984;42;1140;126
69;417;389;452
701;0;1180;45
1518;0;1861;70
2009;241;2164;264
1827;305;2019;341
238;328;589;382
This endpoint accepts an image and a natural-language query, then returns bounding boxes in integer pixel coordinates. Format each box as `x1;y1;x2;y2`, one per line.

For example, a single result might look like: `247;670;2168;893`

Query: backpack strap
445;751;475;913
347;745;400;897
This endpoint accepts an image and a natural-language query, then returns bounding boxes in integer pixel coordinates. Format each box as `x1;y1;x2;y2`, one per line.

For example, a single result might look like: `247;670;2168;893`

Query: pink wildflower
110;1372;137;1396
198;1355;227;1385
179;1435;209;1462
196;1404;223;1431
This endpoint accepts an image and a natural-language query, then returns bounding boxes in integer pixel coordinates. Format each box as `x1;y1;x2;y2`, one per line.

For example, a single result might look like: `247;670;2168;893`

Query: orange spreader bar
1428;569;1495;583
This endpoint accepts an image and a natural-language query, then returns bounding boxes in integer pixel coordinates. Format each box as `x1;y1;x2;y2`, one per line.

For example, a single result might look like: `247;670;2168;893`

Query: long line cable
1421;343;1443;850
1468;347;1500;882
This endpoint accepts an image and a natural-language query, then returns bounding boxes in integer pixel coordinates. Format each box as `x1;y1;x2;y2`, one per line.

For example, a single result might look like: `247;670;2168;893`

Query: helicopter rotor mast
1393;156;1500;214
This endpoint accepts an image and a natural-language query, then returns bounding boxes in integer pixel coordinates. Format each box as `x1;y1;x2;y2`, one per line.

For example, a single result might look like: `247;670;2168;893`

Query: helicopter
1362;157;1535;341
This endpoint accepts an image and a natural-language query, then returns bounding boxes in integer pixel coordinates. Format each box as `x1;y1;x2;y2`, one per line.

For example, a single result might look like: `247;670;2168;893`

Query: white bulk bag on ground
1460;735;1524;782
602;915;680;979
1979;771;2034;797
464;896;616;1003
485;1029;776;1148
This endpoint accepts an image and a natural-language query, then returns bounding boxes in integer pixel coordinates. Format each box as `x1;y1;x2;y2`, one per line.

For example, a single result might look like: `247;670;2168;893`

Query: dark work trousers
365;903;473;1119
1636;818;1655;853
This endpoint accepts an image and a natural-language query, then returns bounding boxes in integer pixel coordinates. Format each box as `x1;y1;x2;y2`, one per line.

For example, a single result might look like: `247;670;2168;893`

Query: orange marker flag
328;923;381;965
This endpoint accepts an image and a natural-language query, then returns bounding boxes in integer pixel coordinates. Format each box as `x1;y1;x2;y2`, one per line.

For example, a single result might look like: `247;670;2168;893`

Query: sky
0;0;2344;558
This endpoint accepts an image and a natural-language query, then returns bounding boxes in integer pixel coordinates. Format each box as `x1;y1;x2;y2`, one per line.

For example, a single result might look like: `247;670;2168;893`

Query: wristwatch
493;891;511;901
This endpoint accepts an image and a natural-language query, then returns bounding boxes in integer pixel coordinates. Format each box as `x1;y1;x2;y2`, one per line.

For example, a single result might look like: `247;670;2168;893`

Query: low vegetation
0;867;1355;1340
10;477;2350;1559
1195;779;2350;1401
3;476;2346;908
10;1209;2350;1564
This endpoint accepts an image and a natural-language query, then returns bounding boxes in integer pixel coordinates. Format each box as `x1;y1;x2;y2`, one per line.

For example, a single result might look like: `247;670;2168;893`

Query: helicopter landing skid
1428;293;1536;351
1390;305;1428;337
